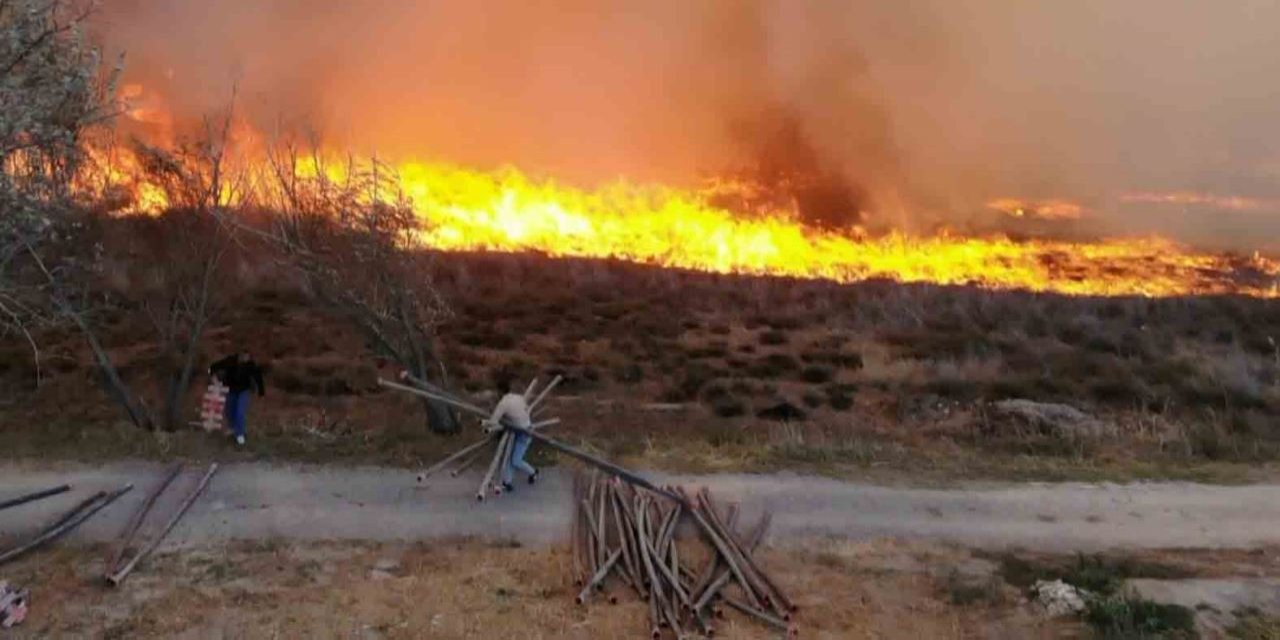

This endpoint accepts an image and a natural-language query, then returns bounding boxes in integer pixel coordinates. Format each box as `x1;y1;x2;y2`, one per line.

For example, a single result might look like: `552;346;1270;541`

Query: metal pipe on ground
697;490;780;617
722;594;793;633
699;487;793;614
608;482;643;592
0;485;71;513
684;492;763;611
576;547;622;605
108;463;219;586
692;512;771;612
108;462;183;574
581;497;602;575
0;484;133;566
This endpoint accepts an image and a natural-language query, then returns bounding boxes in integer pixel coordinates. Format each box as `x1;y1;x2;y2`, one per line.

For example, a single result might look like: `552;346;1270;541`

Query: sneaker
235;435;246;446
528;469;539;485
501;482;515;493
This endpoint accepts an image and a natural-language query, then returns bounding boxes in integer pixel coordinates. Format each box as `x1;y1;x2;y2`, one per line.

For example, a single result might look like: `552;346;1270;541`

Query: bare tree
0;0;121;391
251;143;460;433
127;108;241;430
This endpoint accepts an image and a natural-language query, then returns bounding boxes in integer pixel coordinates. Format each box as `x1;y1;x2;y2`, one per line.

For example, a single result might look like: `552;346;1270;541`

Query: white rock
1031;579;1088;617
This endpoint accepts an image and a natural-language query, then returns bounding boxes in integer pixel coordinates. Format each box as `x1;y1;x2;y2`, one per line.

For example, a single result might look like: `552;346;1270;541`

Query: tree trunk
163;313;209;431
398;296;458;435
73;310;153;430
410;349;459;434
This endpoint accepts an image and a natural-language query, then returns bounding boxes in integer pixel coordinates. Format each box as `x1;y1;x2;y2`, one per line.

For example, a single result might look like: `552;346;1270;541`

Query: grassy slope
2;247;1279;483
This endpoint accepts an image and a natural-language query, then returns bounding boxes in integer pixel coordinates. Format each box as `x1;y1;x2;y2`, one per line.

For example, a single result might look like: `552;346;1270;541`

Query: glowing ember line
1121;191;1276;213
87;146;1280;299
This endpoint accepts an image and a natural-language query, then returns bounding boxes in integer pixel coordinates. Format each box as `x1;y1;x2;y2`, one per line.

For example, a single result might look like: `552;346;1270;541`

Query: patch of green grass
1085;594;1197;639
994;553;1194;596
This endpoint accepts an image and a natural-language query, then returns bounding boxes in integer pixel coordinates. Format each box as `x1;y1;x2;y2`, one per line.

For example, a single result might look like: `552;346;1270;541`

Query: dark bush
759;329;789;346
748;354;800;379
800;365;834;384
613;363;644;383
711;397;747;418
802;392;824;408
826;388;854;411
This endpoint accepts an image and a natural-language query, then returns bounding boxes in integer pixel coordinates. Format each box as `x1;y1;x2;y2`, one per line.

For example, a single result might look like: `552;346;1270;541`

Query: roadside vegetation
1;0;1278;482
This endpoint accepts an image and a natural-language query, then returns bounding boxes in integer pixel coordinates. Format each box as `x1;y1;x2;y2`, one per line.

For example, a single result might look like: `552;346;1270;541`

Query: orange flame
1121;191;1276;213
88;87;1279;299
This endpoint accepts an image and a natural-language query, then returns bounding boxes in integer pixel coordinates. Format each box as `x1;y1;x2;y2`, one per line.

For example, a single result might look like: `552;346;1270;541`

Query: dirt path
2;460;1278;551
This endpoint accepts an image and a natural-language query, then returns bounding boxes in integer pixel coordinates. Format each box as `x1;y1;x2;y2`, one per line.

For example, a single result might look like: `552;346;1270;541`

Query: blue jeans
502;432;536;484
224;390;250;438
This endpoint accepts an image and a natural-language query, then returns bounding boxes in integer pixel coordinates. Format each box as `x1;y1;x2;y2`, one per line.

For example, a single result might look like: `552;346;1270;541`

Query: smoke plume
95;0;1280;246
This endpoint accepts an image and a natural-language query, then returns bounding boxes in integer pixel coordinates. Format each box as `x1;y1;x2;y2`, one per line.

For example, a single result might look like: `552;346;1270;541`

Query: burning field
62;0;1279;302
86;139;1280;300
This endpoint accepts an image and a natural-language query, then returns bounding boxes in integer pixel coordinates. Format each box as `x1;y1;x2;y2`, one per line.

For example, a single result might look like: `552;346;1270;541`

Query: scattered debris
0;485;133;566
0;581;28;628
1031;579;1089;617
107;463;219;586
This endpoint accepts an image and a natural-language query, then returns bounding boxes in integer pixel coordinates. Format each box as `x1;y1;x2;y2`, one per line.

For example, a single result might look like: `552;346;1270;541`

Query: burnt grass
2;241;1280;479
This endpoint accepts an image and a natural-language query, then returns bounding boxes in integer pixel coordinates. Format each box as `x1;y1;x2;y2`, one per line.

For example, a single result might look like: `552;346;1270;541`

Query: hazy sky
95;0;1280;246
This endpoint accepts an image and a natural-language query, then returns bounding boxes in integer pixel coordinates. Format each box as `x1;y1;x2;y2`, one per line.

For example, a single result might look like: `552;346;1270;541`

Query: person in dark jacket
209;350;265;446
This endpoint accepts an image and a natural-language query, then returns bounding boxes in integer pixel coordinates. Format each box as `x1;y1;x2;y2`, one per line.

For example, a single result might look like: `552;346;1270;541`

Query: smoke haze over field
96;0;1280;245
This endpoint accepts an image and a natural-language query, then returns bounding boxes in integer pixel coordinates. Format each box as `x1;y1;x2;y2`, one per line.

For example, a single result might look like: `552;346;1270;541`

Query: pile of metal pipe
572;471;796;638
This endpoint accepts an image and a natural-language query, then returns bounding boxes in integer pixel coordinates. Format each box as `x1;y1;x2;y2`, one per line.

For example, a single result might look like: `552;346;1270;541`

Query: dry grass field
2;223;1279;481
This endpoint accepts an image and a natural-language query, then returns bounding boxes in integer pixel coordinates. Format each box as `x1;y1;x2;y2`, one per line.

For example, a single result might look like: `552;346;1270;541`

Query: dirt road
2;460;1277;551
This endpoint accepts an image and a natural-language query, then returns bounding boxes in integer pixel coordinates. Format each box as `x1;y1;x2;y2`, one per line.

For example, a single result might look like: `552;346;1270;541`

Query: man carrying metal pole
485;377;540;493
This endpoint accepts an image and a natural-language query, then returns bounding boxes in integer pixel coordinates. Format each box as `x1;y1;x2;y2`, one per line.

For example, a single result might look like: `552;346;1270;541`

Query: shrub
711;397;747;418
802;392;824;408
748;354;800;379
834;351;864;370
759;329;789;346
800;365;835;384
1085;595;1196;639
827;389;854;411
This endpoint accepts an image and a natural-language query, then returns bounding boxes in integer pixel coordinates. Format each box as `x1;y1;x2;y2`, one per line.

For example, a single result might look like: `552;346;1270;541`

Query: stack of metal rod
572;471;796;638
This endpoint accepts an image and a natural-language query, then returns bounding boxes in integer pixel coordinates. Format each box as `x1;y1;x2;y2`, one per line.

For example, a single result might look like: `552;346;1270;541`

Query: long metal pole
575;547;622;605
417;435;494;483
0;485;133;566
108;464;218;586
505;425;682;502
378;378;489;418
108;462;183;573
0;485;71;513
528;375;563;413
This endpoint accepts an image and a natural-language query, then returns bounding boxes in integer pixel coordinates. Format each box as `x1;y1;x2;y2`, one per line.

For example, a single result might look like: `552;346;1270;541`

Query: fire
89;89;1279;300
95;153;1280;299
986;198;1085;221
1121;191;1275;213
394;163;1275;298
